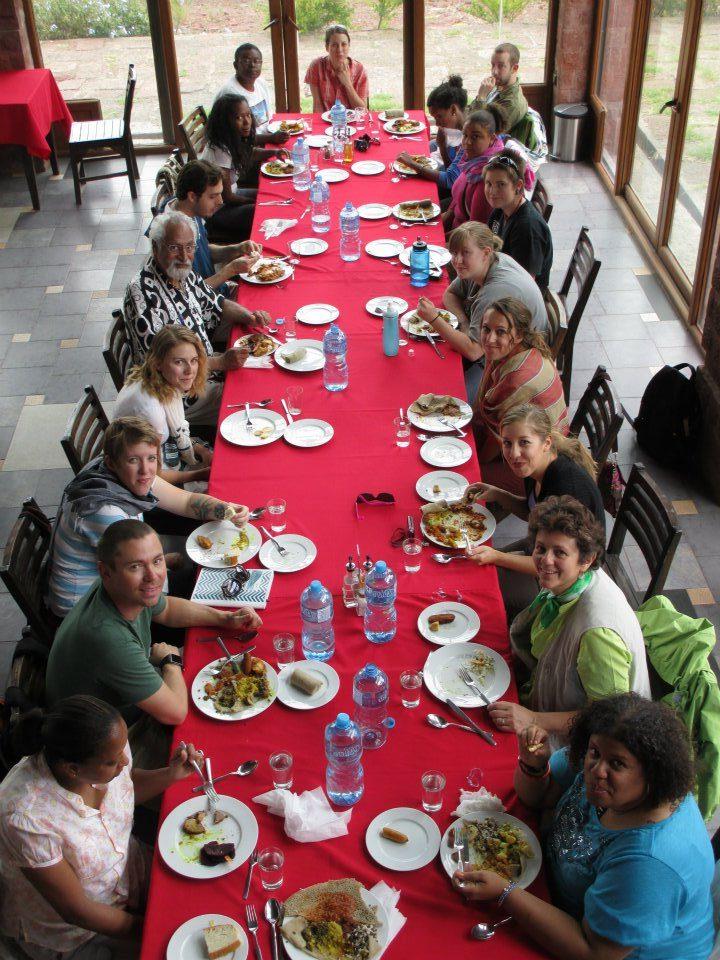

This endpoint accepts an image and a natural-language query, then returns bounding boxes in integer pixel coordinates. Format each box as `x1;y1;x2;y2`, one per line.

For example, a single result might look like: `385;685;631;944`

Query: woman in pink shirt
443;104;507;232
305;24;369;112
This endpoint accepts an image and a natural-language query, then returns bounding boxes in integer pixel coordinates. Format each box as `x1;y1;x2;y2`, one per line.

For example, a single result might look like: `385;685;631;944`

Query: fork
245;403;254;434
261;526;289;557
244;849;259;900
258;198;293;206
458;664;492;707
439;417;466;437
246;902;263;959
179;742;221;806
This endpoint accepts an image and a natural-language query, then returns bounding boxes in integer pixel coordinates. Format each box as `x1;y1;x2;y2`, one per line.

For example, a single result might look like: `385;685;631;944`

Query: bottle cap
374;560;387;574
346;556;356;571
384;717;396;729
335;712;350;728
344;201;352;210
364;663;378;677
310;579;322;595
413;237;428;250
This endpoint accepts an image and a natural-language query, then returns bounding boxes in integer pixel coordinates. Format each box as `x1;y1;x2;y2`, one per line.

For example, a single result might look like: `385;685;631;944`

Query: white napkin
253;786;352;842
260;218;297;238
369;881;406;955
452;786;505;818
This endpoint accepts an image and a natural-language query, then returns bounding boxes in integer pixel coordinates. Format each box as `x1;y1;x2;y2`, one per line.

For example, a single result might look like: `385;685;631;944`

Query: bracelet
497;880;518;908
160;654;183;670
518;757;550;778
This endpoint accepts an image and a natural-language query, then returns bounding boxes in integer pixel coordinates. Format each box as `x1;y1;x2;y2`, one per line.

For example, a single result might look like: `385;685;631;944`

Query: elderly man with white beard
123;211;270;424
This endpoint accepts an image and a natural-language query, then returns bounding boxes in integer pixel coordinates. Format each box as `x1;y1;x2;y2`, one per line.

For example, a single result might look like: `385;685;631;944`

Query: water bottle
382;302;399;357
364;559;397;644
329;98;347;162
300;579;335;661
323;323;348;392
291;137;311;192
353;663;394;750
339;202;361;262
325;712;364;806
410;236;430;287
309;173;330;234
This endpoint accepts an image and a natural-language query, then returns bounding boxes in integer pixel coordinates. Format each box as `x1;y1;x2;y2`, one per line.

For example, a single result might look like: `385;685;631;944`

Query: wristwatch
159;653;183;669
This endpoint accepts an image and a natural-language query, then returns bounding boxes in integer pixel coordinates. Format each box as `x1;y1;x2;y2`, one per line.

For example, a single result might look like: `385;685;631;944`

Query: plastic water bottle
329;99;347;162
325;713;364;806
323;323;348;392
353;663;394;750
382;302;399;357
410;237;430;287
309;173;330;234
291;137;311;192
364;560;397;644
300;579;335;661
339;202;361;262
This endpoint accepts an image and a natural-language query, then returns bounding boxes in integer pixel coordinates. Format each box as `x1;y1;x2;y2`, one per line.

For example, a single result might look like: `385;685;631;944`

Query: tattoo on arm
188;495;227;522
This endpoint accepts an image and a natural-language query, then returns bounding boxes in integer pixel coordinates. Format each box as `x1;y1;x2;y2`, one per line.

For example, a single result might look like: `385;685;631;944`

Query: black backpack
633;363;701;470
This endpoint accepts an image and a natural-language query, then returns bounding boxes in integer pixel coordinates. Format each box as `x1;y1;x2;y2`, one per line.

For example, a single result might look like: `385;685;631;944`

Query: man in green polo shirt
469;42;537;150
46;519;261;726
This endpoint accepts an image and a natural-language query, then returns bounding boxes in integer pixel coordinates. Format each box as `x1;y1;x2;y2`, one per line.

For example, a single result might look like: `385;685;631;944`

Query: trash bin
552;103;588;162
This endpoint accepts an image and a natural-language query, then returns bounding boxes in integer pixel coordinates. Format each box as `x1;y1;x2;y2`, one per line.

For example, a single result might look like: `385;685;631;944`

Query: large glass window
595;0;636;180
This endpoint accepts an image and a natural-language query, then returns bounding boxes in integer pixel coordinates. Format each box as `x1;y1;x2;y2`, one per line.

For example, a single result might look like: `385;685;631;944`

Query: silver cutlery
246;902;263;958
446;699;496;747
426;713;474;733
193;759;258;792
458;663;492;707
391;135;422;140
281;398;293;424
249;506;267;520
425;332;445;359
227;398;272;409
179;741;221;805
439;417;466;437
471;917;512;941
244;851;259;901
432;552;467;563
453;824;466;872
245;402;254;433
299;207;310;220
265;898;281;960
211;645;256;675
204;756;217;815
261;526;289;557
414;433;432;442
258;198;293;206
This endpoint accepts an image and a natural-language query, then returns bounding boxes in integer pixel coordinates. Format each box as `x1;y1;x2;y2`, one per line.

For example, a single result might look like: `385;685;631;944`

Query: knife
281;397;294;424
425;331;445;359
446;699;496;747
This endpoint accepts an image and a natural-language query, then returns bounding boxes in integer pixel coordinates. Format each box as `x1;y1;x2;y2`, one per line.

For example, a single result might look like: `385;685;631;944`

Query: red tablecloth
0;68;72;158
140;113;551;960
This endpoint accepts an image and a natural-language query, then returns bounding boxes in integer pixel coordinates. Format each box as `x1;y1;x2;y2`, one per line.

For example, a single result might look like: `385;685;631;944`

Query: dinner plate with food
392;199;441;222
400;308;458;339
259;534;317;573
365;238;404;259
440;813;541;889
378;110;408;122
283;418;334;448
399;243;451;268
239;258;293;285
296;303;339;325
166;915;248;960
276;661;340;710
365;296;409;317
281;879;389;960
415;470;468;503
186;520;261;569
392;155;439;175
158;794;258;879
420;500;495;549
407;394;472;433
318;167;350;183
261;158;295;178
268;118;306;135
365;807;441;871
321;108;357;122
274;339;325;373
423;641;511;706
233;331;281;366
357;203;392;220
420;436;473;467
383;117;425;135
417;601;480;645
192;655;278;722
220;409;286;447
290;237;329;256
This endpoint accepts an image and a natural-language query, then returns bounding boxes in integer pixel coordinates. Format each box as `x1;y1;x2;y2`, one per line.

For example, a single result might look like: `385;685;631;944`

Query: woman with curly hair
488;496;650;738
454;694;714;960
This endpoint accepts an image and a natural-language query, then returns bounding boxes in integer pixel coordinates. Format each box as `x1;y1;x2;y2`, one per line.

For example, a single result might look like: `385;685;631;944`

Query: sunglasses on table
355;492;395;519
221;563;251;600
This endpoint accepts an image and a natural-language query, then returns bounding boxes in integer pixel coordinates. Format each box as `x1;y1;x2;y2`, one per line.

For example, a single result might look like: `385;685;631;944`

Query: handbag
598;454;626;517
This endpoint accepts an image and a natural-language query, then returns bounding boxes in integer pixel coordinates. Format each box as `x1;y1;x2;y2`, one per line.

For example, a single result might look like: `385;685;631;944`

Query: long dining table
140;112;551;960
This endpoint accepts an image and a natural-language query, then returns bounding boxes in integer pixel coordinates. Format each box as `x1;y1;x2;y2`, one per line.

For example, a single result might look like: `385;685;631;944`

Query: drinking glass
273;633;296;669
287;386;303;416
402;537;422;573
269;751;293;789
355;107;367;130
399;669;422;708
284;315;297;340
421;770;446;812
467;766;484;789
394;417;410;447
267;497;286;533
258;846;285;890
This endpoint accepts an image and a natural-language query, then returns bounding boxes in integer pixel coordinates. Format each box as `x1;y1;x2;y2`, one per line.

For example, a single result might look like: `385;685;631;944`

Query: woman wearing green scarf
488;496;650;741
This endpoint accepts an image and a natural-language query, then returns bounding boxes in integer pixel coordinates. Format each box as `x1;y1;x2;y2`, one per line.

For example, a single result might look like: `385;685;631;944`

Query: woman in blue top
453;693;714;960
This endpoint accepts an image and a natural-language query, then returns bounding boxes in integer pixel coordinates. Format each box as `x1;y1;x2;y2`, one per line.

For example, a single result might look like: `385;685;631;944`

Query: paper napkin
252;786;352;842
260;218;297;238
452;786;505;818
369;881;406;956
190;567;274;608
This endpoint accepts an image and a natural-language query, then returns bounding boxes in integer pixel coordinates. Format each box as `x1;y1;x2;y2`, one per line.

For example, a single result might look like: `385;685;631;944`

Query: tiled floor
0;153;715;690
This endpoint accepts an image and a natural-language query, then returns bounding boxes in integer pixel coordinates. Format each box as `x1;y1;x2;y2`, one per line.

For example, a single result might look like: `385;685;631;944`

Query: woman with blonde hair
114;326;211;487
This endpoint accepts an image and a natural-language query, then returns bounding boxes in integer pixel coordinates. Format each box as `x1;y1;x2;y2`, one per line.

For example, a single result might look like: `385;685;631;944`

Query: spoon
249;507;266;520
427;713;474;733
265;897;281;960
432;552;468;563
227;398;273;409
414;433;432;442
471;918;512;941
191;759;258;792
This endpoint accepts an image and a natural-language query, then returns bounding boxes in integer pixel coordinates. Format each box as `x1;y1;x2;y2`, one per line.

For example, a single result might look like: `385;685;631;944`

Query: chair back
151;148;185;215
569;365;623;473
605;463;682;604
178;105;208;160
554;227;601;402
103;309;133;391
0;499;56;647
544;288;566;358
531;178;553;223
61;384;109;475
123;64;137;128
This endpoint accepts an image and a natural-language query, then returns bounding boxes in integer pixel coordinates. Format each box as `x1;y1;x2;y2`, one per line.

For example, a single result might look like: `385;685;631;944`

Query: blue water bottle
339;201;361;262
300;579;335;661
353;663;394;750
291;137;311;192
310;173;330;234
382;302;399;357
323;323;348;392
410;236;430;287
363;560;397;644
325;713;364;806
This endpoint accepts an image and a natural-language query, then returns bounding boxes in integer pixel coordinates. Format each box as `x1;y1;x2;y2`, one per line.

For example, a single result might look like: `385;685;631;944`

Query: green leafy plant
34;0;150;40
466;0;533;22
369;0;403;29
295;0;353;33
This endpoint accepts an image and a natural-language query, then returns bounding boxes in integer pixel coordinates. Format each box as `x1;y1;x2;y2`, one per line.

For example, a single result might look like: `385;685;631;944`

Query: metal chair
68;64;138;205
178;105;208;161
61;385;109;475
151;147;185;216
569;365;623;475
531;178;553;223
103;308;134;392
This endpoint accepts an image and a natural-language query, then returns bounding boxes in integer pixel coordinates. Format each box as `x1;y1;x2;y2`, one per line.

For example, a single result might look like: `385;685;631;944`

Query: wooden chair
547;226;601;403
0;499;58;649
61;385;109;475
68;64;139;206
103;309;133;391
178;105;208;161
531;178;553;223
151;147;185;216
569;365;623;475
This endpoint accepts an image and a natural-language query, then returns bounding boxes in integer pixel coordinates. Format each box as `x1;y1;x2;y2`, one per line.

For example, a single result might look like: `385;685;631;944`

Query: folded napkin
369;881;406;956
452;786;505;818
253;786;352;842
260;218;297;238
190;567;274;608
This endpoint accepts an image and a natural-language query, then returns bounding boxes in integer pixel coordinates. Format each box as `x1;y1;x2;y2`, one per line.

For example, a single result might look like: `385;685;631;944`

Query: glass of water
287;386;303;416
394;417;410;447
269;751;293;789
355;106;367;130
284;315;297;340
399;669;422;707
267;497;286;533
421;770;446;812
258;846;285;890
273;633;295;669
402;537;422;573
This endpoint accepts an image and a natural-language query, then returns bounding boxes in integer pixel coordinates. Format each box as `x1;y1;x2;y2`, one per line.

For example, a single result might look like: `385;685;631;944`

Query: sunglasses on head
493;155;519;173
355;492;395;519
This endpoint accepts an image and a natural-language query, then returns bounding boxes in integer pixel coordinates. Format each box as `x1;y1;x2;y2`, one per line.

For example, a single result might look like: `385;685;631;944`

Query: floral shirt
304;55;369;111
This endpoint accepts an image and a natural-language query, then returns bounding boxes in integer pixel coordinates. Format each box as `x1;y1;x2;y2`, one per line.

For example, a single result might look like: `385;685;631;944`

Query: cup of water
287;386;303;416
399;669;422;707
258;846;285;890
394;417;410;447
402;537;422;573
269;751;293;790
421;770;446;812
272;633;295;669
267;497;286;533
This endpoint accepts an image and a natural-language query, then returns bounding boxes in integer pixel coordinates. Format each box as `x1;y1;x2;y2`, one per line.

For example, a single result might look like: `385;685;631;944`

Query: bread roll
289;667;323;696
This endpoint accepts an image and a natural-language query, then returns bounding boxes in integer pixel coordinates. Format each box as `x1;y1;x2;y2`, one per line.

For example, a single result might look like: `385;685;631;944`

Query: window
595;0;636;180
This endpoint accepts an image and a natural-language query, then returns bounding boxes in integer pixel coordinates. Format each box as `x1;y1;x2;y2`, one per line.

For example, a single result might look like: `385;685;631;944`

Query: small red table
0;68;73;209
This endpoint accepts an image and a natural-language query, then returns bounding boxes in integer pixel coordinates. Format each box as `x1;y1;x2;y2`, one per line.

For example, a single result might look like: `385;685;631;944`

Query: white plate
166;915;248;960
296;302;338;325
267;119;306;136
365;296;409;317
383;119;426;135
185;520;261;569
400;308;458;339
358;203;392;220
192;657;278;722
274;339;325;373
365;238;404;259
282;887;389;960
420;436;473;467
421;503;496;548
417;601;481;645
305;133;330;148
321;109;357;123
440;812;542;889
324;125;356;137
318;167;350;183
158;795;259;879
220;409;286;447
415;470;468;503
276;660;340;710
239;261;294;285
399;244;451;268
407;396;472;433
392;157;439;176
259;534;317;572
290;237;328;256
351;160;385;176
283;418;334;448
378;110;408;122
392;201;442;222
366;807;441;871
260;161;295;179
423;641;510;707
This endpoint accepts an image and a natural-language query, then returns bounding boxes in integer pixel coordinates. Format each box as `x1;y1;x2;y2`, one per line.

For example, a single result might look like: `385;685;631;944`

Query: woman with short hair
305;24;369;112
